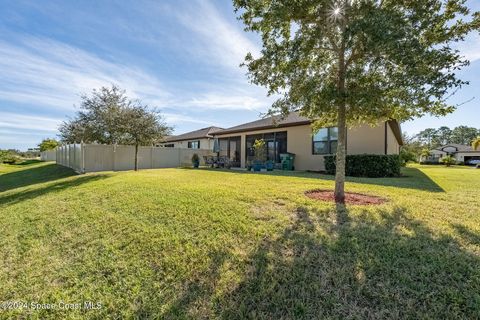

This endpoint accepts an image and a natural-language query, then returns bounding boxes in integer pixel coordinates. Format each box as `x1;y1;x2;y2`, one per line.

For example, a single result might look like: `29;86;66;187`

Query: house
211;112;402;171
428;144;480;165
157;126;223;150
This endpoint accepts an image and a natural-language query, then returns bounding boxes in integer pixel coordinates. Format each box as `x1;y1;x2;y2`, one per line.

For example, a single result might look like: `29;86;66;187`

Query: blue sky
0;0;479;150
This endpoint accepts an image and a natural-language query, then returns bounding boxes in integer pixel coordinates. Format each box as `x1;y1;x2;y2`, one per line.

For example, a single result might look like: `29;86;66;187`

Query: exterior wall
456;152;480;162
215;122;398;171
347;124;386;155
159;138;213;150
386;123;400;155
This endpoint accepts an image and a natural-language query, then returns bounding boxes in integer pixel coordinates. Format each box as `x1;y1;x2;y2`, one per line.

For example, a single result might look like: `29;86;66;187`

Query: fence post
81;142;85;174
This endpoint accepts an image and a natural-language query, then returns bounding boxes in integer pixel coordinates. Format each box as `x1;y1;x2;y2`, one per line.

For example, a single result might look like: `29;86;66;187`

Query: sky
0;0;479;150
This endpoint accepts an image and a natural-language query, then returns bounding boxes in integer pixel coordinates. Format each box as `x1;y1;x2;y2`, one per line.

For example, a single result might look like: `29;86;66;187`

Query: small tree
234;0;480;203
440;155;456;167
38;138;59;152
253;139;266;163
122;105;171;171
420;149;432;161
59;85;172;171
472;137;480;151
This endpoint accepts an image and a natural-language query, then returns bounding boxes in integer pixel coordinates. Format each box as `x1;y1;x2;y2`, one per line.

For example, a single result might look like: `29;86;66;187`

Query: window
187;140;200;149
312;127;338;155
163;143;174;148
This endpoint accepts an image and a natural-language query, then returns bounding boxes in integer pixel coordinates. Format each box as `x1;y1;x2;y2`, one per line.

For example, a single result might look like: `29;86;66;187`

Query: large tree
234;0;479;203
450;125;479;145
59;85;171;170
416;128;440;148
59;85;129;144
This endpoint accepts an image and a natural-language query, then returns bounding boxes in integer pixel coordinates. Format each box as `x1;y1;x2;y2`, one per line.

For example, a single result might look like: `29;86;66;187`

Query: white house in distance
429;144;480;165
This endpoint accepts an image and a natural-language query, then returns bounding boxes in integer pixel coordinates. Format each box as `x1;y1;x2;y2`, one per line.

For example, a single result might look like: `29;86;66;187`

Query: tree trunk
334;41;347;204
134;143;139;171
335;104;347;203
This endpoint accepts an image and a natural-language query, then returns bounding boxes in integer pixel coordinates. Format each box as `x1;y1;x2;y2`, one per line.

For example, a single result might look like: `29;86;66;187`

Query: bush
0;151;20;164
420;160;441;165
324;154;401;178
440;155;456;167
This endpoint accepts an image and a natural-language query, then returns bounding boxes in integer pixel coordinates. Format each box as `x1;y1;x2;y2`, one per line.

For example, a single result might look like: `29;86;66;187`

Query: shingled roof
434;144;478;152
166;126;223;142
214;111;403;145
214;112;311;135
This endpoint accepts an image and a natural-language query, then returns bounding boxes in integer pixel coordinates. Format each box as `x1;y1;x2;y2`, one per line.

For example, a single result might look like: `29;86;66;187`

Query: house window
188;140;200;149
312;127;338;155
163;143;174;148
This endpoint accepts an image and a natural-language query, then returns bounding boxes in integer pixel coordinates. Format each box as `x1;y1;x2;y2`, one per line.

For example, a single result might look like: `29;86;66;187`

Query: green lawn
1;161;479;319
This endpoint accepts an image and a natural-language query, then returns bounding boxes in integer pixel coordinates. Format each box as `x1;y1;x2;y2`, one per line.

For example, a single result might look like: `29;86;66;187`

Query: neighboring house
428;144;480;165
157;126;223;150
211;112;403;171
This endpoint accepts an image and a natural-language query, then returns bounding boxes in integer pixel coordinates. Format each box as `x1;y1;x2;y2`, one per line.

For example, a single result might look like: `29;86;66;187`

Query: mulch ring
305;189;387;205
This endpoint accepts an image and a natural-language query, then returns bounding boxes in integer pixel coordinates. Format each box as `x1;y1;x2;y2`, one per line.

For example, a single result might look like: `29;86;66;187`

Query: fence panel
55;143;213;173
40;150;56;161
84;145;114;172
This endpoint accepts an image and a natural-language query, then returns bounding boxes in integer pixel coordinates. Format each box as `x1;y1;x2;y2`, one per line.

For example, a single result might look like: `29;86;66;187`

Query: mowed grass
0;161;479;319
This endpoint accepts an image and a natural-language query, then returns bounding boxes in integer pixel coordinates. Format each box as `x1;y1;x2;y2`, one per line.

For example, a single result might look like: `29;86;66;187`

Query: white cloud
174;0;260;71
0;112;62;132
455;33;480;63
0;36;172;110
163;113;215;126
186;93;266;111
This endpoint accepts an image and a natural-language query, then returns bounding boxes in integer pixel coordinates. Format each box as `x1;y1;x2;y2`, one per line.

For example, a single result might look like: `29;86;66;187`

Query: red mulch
305;189;387;205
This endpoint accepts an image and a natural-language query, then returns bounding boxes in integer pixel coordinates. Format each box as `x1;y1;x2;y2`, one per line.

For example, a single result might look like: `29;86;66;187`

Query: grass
0;161;479;319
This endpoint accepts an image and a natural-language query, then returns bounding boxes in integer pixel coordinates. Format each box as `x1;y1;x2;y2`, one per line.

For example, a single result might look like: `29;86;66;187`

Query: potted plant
252;139;266;172
265;160;274;171
191;153;200;168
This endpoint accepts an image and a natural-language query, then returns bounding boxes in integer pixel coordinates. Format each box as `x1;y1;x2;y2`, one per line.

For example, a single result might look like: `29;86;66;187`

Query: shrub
0;151;20;164
399;148;417;166
440;155;456;167
324;154;401;178
420;160;441;165
191;153;199;163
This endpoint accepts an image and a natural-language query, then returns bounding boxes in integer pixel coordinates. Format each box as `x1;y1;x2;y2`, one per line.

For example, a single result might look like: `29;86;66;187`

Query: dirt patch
305;189;387;205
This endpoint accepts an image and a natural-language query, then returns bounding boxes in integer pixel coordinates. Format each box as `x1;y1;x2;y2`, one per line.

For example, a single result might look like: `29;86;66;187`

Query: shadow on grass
194;166;445;193
0;174;109;206
15;159;44;166
0;163;77;192
163;206;479;319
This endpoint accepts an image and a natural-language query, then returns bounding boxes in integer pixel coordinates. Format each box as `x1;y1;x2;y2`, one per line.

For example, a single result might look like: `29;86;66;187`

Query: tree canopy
234;0;479;126
38;138;59;152
234;0;480;202
416;125;479;147
59;85;172;170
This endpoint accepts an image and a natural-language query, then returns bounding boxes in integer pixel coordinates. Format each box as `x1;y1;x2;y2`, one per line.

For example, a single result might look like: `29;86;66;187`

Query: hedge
324;154;401;178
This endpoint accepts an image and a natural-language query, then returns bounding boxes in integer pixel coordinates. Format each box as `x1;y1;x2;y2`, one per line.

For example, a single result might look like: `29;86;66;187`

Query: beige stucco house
211;112;402;171
157;126;223;150
428;144;480;165
162;112;403;171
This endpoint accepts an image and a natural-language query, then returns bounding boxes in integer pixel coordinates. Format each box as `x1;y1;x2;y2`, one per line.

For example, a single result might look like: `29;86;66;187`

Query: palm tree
472;137;480;151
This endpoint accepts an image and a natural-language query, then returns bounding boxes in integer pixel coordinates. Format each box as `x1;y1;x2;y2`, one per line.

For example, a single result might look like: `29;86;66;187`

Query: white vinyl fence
40;150;57;161
56;144;211;173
